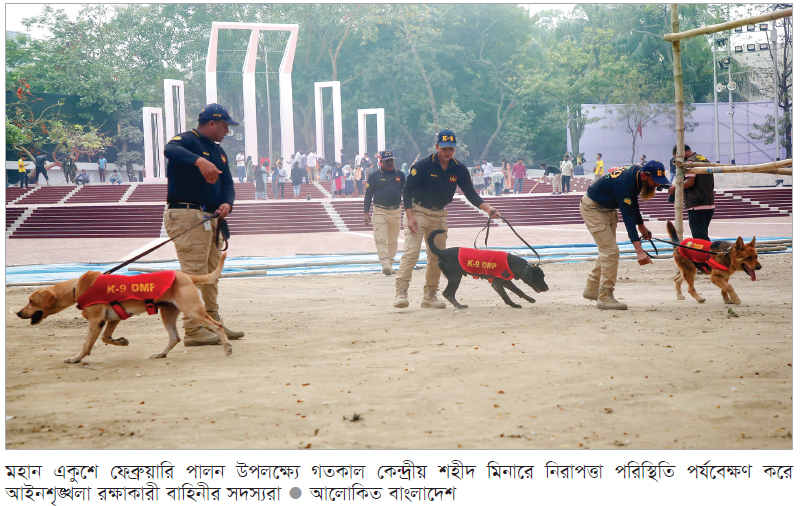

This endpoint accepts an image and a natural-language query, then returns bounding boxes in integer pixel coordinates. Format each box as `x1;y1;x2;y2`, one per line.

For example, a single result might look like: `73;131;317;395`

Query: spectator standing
343;165;355;196
277;160;288;199
354;152;363;171
540;162;561;194
512;158;526;194
17;155;29;188
34;152;50;186
668;144;715;241
481;158;494;189
307;149;319;182
668;155;676;184
560;154;574;193
290;161;304;199
491;169;505;196
62;156;77;184
298;150;308;182
254;160;267;199
574;153;585;176
245;155;254;183
108;168;122;185
235;151;246;182
364;150;405;275
640;154;647;165
331;162;345;198
502;159;512;193
593;153;604;181
271;160;280;199
97;155;107;183
361;153;372;177
472;163;485;195
400;162;409;177
353;164;364;196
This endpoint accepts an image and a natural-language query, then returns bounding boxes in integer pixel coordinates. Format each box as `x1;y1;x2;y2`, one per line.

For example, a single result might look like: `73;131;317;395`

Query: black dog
427;229;549;309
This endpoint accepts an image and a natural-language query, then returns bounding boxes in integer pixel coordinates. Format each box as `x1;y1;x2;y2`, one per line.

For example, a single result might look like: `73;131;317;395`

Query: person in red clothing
512;158;526;194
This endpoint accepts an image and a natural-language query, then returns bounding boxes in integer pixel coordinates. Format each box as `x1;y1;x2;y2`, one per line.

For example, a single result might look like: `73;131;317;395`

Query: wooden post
670;4;685;241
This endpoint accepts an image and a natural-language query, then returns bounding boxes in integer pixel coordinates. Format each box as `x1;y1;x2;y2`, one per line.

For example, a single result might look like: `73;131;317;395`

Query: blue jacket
164;129;235;211
586;166;645;244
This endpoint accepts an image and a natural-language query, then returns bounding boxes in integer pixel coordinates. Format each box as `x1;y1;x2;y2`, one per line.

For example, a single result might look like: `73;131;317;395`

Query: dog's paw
112;337;129;346
150;352;167;359
64;357;82;364
455;303;469;309
698;298;706;303
509;303;522;309
677;294;685;301
224;343;233;356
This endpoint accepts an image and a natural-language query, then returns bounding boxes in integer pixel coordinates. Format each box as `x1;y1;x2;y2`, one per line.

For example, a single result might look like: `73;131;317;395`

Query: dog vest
457;248;513;280
677;238;729;273
76;271;176;319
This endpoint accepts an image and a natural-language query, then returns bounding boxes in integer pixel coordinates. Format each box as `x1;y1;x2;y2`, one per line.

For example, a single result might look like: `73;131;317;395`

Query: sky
6;3;578;39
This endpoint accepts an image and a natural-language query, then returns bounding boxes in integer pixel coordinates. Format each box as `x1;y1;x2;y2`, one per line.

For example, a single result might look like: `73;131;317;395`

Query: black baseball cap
437;129;457;147
198;103;241;126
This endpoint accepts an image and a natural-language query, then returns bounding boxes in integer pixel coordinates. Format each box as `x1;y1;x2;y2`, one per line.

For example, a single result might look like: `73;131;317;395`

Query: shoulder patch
171;136;181;141
411;168;417;176
623;198;632;205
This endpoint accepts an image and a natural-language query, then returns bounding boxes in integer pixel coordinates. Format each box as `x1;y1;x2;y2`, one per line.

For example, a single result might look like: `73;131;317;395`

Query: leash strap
104;210;222;275
640;236;660;259
474;215;542;266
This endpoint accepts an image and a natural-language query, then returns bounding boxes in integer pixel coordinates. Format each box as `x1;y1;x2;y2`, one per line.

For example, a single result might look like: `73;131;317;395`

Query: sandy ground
5;253;792;450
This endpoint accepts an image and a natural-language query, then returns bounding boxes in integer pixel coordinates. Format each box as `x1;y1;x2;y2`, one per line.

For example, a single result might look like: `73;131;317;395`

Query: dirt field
5;254;792;450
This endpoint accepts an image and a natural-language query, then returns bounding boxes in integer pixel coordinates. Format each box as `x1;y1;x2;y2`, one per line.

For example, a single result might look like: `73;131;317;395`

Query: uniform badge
449;175;457;182
411;168;417;176
221;155;227;163
623;198;632;205
171;136;181;141
396;177;401;182
366;183;370;188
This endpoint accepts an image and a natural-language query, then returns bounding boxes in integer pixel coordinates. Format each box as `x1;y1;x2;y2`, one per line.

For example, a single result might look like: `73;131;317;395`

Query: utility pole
727;5;735;164
712;35;720;163
771;21;780;161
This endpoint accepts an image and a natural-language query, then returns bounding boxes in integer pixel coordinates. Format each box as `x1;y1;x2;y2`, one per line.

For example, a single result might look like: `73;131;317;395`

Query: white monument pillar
206;22;299;165
314;81;343;163
142;107;167;182
357;108;386;158
163;79;186;140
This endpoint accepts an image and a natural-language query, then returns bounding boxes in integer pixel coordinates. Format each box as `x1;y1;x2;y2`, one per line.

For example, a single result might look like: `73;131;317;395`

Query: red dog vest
77;271;176;319
678;239;728;273
457;248;513;280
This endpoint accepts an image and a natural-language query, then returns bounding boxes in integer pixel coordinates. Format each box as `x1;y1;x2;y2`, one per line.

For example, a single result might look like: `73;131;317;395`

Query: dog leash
103;211;226;275
474;215;542;266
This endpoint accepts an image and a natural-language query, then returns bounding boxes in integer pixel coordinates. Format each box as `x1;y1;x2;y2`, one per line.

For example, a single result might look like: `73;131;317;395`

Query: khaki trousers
163;208;222;331
551;175;562;193
396;203;447;290
580;195;619;290
372;206;402;267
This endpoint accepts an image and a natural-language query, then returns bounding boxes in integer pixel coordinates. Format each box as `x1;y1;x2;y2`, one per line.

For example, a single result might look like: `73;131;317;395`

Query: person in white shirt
354;152;363;170
277;161;288;199
481;158;494;189
306;150;319;181
560;155;574;193
235;151;246;183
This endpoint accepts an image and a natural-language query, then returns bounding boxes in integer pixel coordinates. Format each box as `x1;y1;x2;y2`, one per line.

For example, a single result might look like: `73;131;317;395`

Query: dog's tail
666;221;680;249
426;230;447;257
189;252;227;285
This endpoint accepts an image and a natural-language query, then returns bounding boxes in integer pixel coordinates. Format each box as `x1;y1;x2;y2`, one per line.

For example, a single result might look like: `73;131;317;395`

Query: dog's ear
734;237;745;250
748;236;756;248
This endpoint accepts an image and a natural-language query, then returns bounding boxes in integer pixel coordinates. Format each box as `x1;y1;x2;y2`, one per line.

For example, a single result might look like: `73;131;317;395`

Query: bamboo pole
677;159;792;169
670;5;685;241
663;8;792;42
683;160;793;174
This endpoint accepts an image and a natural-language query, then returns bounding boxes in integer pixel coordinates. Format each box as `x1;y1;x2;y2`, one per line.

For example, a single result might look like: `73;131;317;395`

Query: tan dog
667;221;761;304
16;253;232;363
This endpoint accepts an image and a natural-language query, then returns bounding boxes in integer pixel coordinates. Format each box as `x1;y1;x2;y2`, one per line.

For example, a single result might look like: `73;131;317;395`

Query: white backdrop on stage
579;101;781;168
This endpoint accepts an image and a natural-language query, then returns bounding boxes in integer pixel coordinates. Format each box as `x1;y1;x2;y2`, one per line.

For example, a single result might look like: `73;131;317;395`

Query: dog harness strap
109;301;132;320
707;258;729;271
458;248;514;280
145;299;158;316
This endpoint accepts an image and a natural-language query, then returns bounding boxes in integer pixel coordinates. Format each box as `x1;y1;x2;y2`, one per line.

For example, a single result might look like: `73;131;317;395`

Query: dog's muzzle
19;310;44;324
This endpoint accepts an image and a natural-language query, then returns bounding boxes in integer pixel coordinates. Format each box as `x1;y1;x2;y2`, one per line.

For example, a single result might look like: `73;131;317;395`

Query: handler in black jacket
163;103;244;346
394;129;500;309
363;150;405;275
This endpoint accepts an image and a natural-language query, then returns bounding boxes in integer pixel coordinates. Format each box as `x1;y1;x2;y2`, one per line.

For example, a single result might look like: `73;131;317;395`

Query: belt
374;204;400;210
581;195;614;212
412;199;443;211
168;202;206;211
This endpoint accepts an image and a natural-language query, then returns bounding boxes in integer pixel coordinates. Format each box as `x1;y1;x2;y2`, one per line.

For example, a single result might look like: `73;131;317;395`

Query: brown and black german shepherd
667;221;761;305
